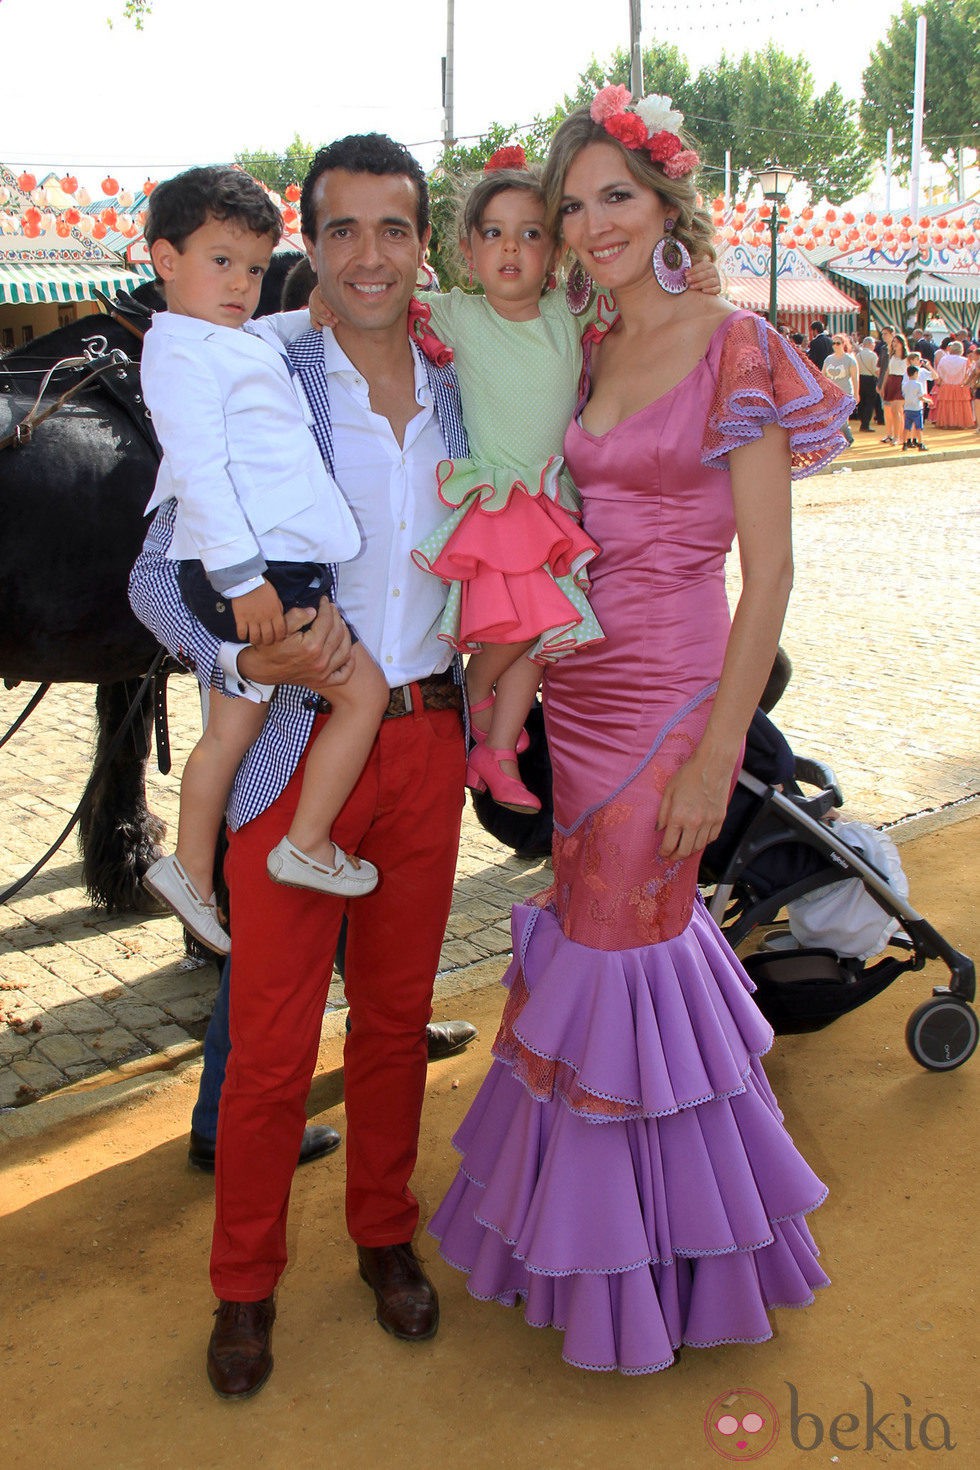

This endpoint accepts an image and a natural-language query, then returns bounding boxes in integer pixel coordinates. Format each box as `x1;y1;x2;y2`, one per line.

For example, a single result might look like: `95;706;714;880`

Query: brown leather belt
309;669;460;720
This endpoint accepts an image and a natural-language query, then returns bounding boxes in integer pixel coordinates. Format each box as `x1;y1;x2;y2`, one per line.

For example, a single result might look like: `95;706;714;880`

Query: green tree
108;0;153;26
860;0;978;181
235;135;317;196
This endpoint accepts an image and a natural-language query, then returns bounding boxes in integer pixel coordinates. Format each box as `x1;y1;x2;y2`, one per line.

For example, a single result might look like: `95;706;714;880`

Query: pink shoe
466;743;541;814
467;693;530;755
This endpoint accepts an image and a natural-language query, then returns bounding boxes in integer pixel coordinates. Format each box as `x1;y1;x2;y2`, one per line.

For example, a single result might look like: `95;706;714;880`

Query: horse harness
0;295;180;902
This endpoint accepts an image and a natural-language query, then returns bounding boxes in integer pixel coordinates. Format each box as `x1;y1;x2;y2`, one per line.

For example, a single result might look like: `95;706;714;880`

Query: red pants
211;702;465;1301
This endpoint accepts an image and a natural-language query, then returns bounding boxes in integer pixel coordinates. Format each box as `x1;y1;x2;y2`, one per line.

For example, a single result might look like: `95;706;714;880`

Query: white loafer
266;837;379;897
143;855;231;955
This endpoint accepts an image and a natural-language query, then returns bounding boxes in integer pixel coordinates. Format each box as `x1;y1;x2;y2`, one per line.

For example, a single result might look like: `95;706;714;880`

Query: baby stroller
471;687;977;1074
699;709;977;1071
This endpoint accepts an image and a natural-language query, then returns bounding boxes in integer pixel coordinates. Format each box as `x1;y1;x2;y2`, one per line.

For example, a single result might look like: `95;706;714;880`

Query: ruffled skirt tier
430;900;828;1374
412;458;604;663
930;381;974;429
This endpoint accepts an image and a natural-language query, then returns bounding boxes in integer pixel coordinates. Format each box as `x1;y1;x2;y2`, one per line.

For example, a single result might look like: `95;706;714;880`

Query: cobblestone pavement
1;455;977;1109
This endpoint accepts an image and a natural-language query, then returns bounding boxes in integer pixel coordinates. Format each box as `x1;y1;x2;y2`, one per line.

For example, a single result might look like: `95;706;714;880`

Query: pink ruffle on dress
930;356;974;428
413;458;604;663
430;311;851;1374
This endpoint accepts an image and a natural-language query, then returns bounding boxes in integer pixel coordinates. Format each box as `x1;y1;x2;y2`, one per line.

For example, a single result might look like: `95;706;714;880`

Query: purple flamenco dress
430;312;853;1374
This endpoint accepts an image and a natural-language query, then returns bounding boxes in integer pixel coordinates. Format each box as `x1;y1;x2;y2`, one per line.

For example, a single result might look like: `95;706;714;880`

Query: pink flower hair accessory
588;85;700;178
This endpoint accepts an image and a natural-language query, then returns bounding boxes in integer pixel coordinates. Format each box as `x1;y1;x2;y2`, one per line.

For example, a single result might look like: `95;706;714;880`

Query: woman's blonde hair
542;106;715;266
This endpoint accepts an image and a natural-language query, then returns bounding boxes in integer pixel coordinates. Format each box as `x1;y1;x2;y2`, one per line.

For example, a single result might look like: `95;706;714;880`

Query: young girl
311;149;719;813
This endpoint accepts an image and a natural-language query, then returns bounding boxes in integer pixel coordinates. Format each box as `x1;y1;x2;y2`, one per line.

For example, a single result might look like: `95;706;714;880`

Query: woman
823;335;859;443
930;340;974;428
431;91;852;1375
881;333;908;445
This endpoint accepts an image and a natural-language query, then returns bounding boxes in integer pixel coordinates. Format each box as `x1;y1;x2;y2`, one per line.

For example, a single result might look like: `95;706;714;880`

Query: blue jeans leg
190;958;231;1141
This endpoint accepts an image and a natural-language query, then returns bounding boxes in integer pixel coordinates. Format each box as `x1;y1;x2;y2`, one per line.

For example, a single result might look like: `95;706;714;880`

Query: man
806;318;833;370
130;134;471;1400
855;335;881;432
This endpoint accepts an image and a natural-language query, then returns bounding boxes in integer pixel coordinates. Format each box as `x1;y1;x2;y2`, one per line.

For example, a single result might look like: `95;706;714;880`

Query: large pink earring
565;259;594;315
652;219;691;294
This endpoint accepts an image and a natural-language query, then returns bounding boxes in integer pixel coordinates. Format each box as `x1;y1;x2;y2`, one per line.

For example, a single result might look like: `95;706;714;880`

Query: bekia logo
705;1383;956;1458
704;1389;779;1461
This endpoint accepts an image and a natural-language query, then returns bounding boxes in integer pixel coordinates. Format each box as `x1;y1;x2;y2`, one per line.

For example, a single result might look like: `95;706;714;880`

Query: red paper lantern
734;198;747;213
931;231;943;245
843;211;855;224
92;220;107;239
711;195;725;212
101;176;119;196
882;229;895;242
284;183;301;202
60;174;78;194
64;207;81;226
778;204;790;219
23;206;41;226
918;216;930;228
954;218;966;229
864;212;877;225
56;219;71;238
825;208;837;221
900;215;912;227
802;206;814;220
936;216;949;228
882;214;893;226
792;223;804;235
802;237;815;250
100;208;118;229
17;171;37;192
282;208;298;229
144;178;158;195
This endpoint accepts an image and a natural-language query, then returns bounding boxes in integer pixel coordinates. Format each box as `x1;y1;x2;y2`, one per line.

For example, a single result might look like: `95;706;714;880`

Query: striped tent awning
829;266;980;304
0;260;153;305
724;274;859;315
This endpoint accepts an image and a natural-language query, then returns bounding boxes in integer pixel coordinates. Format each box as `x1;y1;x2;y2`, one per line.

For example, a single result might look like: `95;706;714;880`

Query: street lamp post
756;162;796;327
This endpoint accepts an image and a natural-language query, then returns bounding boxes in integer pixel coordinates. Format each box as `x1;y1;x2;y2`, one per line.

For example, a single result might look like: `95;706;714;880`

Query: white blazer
142;311;361;591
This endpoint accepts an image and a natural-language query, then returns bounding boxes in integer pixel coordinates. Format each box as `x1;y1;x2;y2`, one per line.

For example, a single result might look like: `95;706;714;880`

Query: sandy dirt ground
0;817;976;1470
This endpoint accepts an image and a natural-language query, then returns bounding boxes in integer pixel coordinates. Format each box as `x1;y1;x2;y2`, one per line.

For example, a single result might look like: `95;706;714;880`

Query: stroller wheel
905;997;979;1072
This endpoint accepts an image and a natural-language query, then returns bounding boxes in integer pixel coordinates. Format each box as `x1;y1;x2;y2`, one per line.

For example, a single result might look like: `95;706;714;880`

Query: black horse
0;252;311;912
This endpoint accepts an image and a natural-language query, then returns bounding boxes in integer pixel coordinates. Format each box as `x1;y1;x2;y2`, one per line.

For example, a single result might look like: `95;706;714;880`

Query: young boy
901;362;928;451
138;167;389;952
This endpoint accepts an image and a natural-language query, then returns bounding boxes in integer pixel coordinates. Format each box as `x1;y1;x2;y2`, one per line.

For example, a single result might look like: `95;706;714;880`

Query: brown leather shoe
357;1242;439;1341
206;1296;276;1399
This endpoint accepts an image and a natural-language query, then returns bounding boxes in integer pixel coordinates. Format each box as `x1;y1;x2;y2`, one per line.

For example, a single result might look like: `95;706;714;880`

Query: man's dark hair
809;319;825;335
145;166;282;256
300;133;429;241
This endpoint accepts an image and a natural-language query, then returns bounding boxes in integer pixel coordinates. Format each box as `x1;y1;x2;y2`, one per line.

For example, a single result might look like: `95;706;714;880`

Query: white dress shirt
321;330;454;684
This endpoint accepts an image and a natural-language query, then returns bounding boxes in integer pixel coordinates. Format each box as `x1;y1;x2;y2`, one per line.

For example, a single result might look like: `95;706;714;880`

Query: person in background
880;332;908;446
807;317;833;369
855;335;880;432
822;334;859;444
930;340;974;428
901;362;928;450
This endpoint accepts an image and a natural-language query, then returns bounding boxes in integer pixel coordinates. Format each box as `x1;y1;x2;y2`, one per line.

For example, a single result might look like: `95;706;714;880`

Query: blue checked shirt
129;329;469;831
